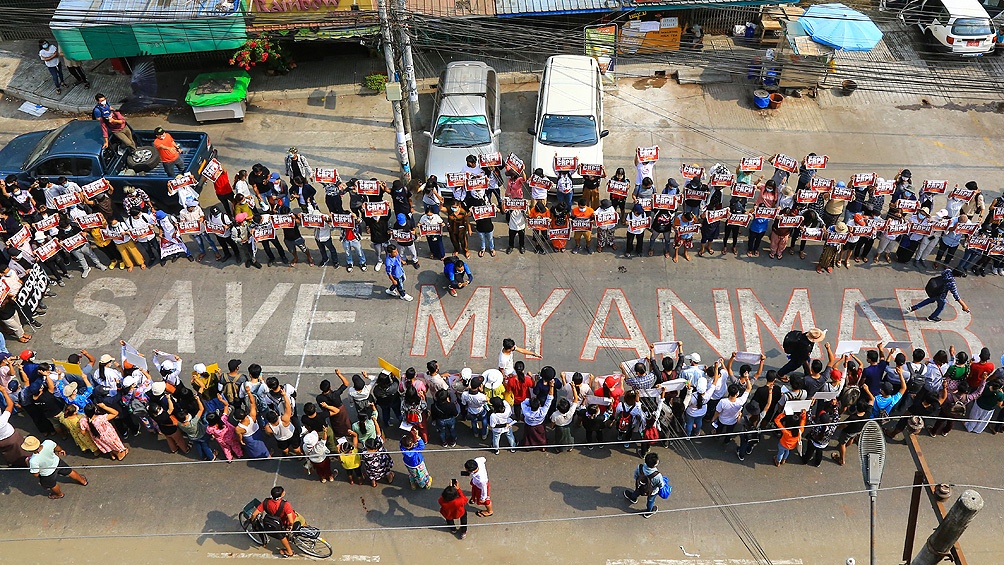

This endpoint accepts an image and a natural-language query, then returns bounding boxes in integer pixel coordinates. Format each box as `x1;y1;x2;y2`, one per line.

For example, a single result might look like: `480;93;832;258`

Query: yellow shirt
339;447;361;469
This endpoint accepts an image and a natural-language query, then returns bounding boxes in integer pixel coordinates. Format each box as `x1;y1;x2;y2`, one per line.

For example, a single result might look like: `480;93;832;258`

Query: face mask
451;207;458;212
578;207;585;212
42;43;49;49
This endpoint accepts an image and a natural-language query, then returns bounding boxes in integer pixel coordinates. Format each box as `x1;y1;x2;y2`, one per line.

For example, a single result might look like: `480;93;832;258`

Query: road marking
207;553;284;560
130;279;196;353
658;288;737;360
606;560;803;565
737;288;815;355
227;282;295;354
262;366;381;375
285;283;363;356
411;285;492;357
500;287;570;358
580;289;649;361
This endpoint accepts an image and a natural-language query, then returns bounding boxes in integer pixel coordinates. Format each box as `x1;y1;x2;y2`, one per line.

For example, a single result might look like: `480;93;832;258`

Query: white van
902;0;995;55
528;55;608;183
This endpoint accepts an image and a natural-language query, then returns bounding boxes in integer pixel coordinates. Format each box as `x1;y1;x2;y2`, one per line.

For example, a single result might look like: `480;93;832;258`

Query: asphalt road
1;77;1004;564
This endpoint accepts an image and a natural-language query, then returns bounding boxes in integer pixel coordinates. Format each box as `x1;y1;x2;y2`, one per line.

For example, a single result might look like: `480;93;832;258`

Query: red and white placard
82;178;110;199
59;232;87;252
850;225;874;237
753;206;778;220
872;179;894;196
830;185;854;201
553;156;578;172
710;172;734;187
33;214;59;232
471;205;496;220
778;215;803;229
578;163;603;177
419;223;442;236
850;173;876;188
205;222;227;236
796;189;819;204
356;179;381;195
548;227;571;241
706;208;729;223
728;213;752;227
301;214;326;228
505;153;524;175
330;214;355;228
314;168;338;183
178;219;202;234
627;215;650;230
653;193;679;210
636;146;659;163
252;224;275;242
168;172;196;196
896;199;919;213
466;174;489;191
75;213;106;230
731;183;755;199
950;187;976;202
35;239;60;261
771;154;798;174
571;217;592;232
201;158;223;181
804;155;828;170
800;228;824;241
54;191;82;210
922;180;948;194
810;177;834;191
954;222;979;236
607;179;629;198
826;231;849;245
884;221;909;236
637;198;652;212
595;210;617;228
503;198;528;211
479;152;503;168
739;156;763;172
529;175;553;192
364;201;390;218
270;214;296;229
528;216;551;229
680;164;704;179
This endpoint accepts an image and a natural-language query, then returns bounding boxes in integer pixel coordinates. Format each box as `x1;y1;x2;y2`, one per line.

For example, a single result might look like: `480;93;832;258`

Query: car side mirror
494;129;502;137
600;130;610;138
422;130;432;139
527;127;536;135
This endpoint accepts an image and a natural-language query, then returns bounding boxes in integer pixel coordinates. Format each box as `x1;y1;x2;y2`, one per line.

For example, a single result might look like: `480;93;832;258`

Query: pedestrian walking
907;268;971;322
384;244;414;302
23;436;88;499
464;456;492;517
439;479;469;539
401;427;432;489
623;451;665;518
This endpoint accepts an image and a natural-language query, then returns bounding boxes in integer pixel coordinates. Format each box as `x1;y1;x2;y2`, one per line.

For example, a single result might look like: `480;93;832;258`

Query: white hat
687;352;702;364
160;360;177;372
193;363;207;374
151;381;166;395
63;382;78;397
461;367;473;381
482;369;504;390
122;375;139;388
33;231;45;242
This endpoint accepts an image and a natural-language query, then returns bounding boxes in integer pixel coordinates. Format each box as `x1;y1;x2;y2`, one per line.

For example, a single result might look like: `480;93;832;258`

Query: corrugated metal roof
51;0;240;28
407;0;496;17
496;0;613;16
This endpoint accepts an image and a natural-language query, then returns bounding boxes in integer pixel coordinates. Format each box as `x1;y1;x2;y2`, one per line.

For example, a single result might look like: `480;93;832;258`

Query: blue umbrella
800;3;883;52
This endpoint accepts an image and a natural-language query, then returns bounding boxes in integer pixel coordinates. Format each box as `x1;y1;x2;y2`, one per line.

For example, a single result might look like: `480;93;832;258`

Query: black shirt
431;399;459;420
301;411;328;433
752;383;782;420
152;410;178;435
366;215;391;244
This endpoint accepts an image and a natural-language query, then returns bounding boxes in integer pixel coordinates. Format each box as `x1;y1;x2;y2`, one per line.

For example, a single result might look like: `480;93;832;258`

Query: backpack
616;410;633;433
403;402;422;424
220;373;243;406
634;464;659;497
782;330;802;355
906;363;927;395
260;498;289;533
925;276;946;298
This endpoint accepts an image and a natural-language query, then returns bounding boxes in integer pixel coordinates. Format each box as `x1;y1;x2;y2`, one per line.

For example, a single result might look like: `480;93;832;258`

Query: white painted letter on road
501;287;570;358
51;277;137;349
285;284;363;357
227;282;294;353
129;280;196;353
580;288;649;361
737;288;816;355
657;288;737;360
411;285;491;358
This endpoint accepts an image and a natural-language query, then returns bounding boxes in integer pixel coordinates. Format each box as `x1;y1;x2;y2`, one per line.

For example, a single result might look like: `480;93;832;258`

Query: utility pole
393;0;419;177
377;0;411;182
912;490;983;565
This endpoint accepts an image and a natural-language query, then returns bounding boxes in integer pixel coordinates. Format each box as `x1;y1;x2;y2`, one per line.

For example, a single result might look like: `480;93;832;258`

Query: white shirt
268;420;295;441
29;439;60;476
39;45;59;68
508;209;527;231
489;401;514;430
461;390;488;415
234;179;252;199
239;419;260;437
470;456;489;490
635;162;655;186
0;411;14;441
557;175;573;195
425;373;448;393
715;391;750;426
498;350;515;376
530;183;548;201
551;399;580;427
685;376;713;417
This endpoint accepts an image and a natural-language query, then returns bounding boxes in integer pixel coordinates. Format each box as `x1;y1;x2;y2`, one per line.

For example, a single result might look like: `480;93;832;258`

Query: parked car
528;55;608;185
423;61;500;196
901;0;995;55
0;119;214;211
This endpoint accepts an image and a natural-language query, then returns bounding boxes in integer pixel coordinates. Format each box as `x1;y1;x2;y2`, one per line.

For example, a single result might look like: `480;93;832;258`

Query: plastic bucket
753;89;770;109
841;79;858;96
767;92;784;109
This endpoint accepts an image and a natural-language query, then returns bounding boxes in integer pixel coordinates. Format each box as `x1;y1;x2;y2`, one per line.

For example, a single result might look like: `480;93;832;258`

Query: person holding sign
581;170;602;210
548;202;570;253
392;212;419;267
471;199;496;258
815;222;847;274
505;200;526;255
607;168;629;219
671;211;696;263
648;207;673;258
595;199;618;252
528;202;550;255
772;408;806;467
57;217;106;278
106;219;146;272
555;170;574;212
874;208;904;263
570;199;594;254
624;203;648;257
634;153;656;195
180;199;220;262
420;207;446;260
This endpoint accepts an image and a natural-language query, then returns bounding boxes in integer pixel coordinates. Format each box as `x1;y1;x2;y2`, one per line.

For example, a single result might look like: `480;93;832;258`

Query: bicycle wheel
292;532;333;559
238;513;268;547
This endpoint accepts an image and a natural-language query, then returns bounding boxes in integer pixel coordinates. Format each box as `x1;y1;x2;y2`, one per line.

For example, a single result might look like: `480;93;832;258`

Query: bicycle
239;498;333;559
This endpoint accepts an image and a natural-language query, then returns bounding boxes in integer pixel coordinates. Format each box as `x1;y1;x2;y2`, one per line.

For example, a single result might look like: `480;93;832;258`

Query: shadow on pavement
197;509;260;550
549;481;627;513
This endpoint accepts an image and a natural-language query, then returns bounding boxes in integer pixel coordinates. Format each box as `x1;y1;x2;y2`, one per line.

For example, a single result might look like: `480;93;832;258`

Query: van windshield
433;115;491;147
952;17;992;35
538;114;598;147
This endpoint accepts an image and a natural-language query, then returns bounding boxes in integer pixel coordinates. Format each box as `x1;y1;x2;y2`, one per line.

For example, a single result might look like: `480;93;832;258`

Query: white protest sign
812;390;840;401
658;379;688;393
652;341;679;356
734;351;761;364
585;395;612;406
120;341;148;372
620;358;645;377
783;399;812;415
885;341;913;353
835;340;864;356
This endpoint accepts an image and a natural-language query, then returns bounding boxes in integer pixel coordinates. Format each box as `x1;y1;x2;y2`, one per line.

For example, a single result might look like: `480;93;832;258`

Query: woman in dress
361;437;395;487
446;201;471;258
205;403;243;461
401;386;429;443
816;222;847;274
233;395;270;460
59;405;99;456
82;403;129;460
400;427;432;490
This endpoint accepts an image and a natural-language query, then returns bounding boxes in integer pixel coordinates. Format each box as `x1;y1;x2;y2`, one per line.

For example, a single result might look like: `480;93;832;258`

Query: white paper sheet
586;395;612;406
638;21;661;32
735;351;761;364
812;390;839;401
120;341;148;372
835;340;863;356
653;341;679;355
658;379;688;392
885;341;913;352
620;358;646;376
783;399;812;415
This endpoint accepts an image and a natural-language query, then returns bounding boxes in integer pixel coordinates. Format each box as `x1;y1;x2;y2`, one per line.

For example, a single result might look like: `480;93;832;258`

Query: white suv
901;0;995;55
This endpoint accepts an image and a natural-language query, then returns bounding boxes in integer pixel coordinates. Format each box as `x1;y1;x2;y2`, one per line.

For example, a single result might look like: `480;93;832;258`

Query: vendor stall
185;71;251;124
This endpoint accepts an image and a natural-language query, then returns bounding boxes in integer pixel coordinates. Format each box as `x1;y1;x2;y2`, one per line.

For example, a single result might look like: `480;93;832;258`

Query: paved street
2;74;1004;564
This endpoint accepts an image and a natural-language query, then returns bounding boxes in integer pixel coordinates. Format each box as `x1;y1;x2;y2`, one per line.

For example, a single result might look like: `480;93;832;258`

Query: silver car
423;62;500;196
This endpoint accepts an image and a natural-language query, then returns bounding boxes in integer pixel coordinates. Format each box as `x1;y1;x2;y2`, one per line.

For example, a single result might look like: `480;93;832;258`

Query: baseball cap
687;352;702;364
151;381;166;396
19;350;34;361
154;127;165;135
269;172;280;182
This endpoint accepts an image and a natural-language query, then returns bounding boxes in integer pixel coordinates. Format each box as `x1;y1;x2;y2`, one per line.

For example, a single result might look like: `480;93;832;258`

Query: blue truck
0;119;215;212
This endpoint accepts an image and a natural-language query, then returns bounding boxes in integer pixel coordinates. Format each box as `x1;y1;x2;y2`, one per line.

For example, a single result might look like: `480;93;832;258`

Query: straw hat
482;369;503;390
63;382;78;397
806;328;827;343
21;436;40;452
835;221;849;233
781;184;795;197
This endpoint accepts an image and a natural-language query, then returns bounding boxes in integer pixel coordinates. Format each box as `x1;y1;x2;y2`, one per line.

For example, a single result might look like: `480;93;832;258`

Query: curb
1;84;90;114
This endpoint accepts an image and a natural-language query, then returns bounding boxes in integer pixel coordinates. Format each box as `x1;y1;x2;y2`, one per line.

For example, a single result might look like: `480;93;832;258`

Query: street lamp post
858;420;887;565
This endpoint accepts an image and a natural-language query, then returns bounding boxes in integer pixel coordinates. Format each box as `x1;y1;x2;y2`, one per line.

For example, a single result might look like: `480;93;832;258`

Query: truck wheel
126;146;161;173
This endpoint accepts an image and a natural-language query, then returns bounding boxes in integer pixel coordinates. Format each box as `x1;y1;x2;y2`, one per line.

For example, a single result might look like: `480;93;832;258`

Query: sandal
18;335;31;343
48;492;65;499
799;251;807;260
478;250;484;258
831;453;844;466
489;250;496;257
476;511;494;517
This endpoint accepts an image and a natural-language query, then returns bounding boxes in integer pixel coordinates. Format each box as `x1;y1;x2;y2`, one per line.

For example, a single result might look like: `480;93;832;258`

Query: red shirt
968;361;995;389
438;488;467;520
506;375;533;403
215;169;233;196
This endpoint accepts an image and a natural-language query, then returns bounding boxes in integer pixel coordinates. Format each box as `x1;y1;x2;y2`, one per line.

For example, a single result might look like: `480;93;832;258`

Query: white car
528;55;608;185
902;0;995;55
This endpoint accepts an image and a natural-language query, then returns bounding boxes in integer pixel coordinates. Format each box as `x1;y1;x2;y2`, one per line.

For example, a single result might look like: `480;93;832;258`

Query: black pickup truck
0;119;215;211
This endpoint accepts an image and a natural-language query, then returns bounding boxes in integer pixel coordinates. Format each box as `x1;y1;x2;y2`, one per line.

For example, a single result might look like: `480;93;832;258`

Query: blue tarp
800;3;883;52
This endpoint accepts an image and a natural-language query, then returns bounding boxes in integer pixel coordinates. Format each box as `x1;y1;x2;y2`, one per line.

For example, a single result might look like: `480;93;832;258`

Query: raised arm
824;342;836;366
754;353;766;379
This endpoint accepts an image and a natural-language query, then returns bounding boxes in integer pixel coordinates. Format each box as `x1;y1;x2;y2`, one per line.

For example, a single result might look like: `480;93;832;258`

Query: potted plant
229;38;289;74
364;73;388;93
